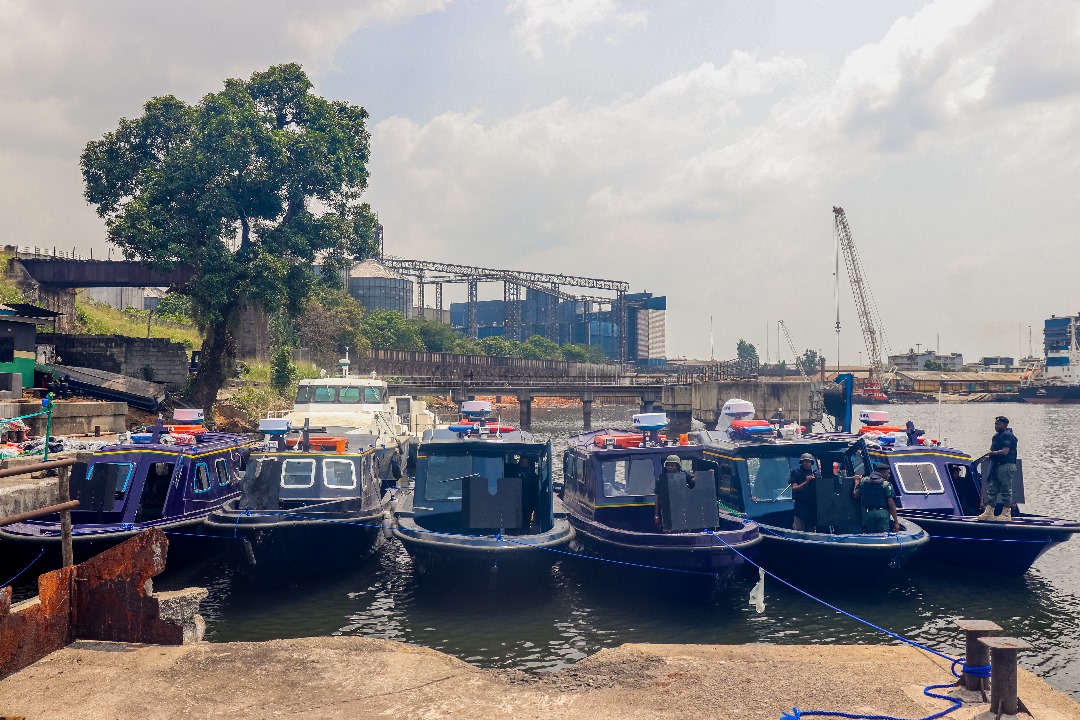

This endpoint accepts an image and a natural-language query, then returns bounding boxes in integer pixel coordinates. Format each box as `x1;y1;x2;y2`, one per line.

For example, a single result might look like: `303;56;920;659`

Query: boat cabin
411;430;554;536
239;440;383;512
69;429;254;526
562;429;720;533
697;432;877;533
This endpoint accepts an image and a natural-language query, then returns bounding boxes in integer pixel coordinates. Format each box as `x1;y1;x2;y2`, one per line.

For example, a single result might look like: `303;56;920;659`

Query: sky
2;0;1079;364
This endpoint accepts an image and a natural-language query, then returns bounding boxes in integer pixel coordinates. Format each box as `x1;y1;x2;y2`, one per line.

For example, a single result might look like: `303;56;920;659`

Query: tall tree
81;63;377;410
736;339;760;365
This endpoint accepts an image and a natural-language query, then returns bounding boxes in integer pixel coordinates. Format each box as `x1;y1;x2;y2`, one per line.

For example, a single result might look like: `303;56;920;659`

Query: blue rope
0;549;45;588
701;530;976;720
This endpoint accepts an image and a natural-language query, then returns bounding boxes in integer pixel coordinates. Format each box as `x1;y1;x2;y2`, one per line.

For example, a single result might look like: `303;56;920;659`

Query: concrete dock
2;638;1077;719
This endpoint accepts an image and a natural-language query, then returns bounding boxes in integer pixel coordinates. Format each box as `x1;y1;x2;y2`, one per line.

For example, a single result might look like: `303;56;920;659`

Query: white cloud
507;0;646;59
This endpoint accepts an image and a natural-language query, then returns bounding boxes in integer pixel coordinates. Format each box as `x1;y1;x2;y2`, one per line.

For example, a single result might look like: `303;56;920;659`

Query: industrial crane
779;320;811;381
833;206;893;387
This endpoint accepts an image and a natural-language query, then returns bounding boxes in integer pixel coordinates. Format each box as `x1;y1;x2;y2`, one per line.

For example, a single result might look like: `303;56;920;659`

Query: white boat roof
298;376;386;387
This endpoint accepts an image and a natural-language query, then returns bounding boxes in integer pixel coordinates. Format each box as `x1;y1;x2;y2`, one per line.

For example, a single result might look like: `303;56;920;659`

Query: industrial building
887;350;964;371
344;257;665;364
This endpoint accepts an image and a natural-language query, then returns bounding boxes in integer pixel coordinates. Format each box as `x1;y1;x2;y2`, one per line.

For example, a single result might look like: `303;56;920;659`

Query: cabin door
135;462;176;522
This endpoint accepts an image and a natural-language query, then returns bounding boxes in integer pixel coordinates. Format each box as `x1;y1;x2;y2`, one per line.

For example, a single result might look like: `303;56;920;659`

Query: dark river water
113;403;1080;699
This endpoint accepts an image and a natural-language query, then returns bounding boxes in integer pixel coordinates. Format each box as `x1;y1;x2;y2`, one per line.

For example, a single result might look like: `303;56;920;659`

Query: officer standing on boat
853;462;900;533
655;455;694;529
977;415;1018;522
789;453;818;532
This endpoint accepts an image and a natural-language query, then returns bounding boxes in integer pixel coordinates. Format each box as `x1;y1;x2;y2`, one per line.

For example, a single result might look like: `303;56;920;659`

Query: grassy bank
74;296;202;350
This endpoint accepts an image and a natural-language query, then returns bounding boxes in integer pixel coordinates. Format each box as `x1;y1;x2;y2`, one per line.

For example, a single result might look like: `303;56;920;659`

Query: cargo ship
1020;314;1080;403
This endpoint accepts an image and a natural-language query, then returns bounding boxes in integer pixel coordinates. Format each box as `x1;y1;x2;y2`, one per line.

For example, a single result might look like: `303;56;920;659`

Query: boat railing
0;458;79;567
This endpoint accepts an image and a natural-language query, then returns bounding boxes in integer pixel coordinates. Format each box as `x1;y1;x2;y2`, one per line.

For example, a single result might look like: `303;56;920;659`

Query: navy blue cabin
239;449;383;512
868;445;978;515
70;433;254;527
412;435;554;535
562;441;706;532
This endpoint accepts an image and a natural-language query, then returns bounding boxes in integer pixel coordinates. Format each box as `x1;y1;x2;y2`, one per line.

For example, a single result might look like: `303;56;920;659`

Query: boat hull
897;510;1080;575
753;520;929;580
393;515;574;585
1018;385;1080;403
205;502;393;580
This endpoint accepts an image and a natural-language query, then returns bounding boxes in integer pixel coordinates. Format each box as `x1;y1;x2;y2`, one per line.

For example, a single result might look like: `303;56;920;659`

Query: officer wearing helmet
853;461;900;533
655;454;694;529
789;453;818;532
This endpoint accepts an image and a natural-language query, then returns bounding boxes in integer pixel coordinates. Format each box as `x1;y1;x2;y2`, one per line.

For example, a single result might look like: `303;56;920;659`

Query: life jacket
859;475;889;509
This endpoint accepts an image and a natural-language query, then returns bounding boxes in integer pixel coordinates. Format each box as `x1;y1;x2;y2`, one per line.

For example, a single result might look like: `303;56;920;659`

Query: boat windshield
745;457;794;502
295;385;386;404
600;457;658;498
424;451;544;502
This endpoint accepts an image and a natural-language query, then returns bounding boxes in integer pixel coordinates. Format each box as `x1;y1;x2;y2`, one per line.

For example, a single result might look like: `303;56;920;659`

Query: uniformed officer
789;453;818;532
853;462;900;533
654;455;694;529
977;415;1018;522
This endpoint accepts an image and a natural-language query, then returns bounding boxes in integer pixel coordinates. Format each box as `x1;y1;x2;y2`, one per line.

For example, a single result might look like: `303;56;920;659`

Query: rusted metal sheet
0;528;207;679
0;566;75;678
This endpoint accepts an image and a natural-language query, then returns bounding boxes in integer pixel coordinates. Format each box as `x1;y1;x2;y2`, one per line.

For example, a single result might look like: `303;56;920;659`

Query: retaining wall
0;401;127;436
44;335;189;386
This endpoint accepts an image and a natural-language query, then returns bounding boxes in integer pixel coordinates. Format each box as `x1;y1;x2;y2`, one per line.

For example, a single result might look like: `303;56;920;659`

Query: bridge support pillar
581;392;594;431
518;393;534;431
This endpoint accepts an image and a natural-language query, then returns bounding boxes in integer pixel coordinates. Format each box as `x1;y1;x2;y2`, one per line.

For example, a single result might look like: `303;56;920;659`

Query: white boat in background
276;356;439;481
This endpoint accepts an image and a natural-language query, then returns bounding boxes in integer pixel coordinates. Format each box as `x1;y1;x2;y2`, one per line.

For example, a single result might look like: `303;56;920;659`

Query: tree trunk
190;301;241;421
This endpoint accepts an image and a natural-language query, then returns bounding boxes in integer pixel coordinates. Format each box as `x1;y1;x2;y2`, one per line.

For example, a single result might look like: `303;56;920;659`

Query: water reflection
145;403;1080;700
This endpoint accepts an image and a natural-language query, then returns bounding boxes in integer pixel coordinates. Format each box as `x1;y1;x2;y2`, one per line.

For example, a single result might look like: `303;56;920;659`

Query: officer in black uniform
977;415;1018;522
853;462;900;533
789;453;818;532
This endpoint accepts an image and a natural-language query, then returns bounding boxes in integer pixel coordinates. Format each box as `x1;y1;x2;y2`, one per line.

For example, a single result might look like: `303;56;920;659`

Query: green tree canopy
478;335;523;358
800;349;821;377
411;317;462;353
736;339;760;365
520;335;563;360
361;309;423;351
81;63;378;410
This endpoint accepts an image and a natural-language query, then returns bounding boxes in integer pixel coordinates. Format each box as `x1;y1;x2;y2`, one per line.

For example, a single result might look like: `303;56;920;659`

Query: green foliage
80;63;379;401
297;288;369;368
800;349;821;376
0;255;24;304
229;385;291;423
923;359;950;371
479;335;523;358
361;309;423;351
736;339;760;365
74;295;201;350
411;317;461;352
452;336;484;355
562;343;607;363
153;294;193;324
270;346;297;392
520;335;563;360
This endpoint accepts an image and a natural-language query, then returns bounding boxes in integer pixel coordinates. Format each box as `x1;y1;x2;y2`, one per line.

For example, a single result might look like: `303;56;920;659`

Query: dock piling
582;392;594;432
518;394;533;432
58;464;73;567
978;635;1032;716
954;619;1001;692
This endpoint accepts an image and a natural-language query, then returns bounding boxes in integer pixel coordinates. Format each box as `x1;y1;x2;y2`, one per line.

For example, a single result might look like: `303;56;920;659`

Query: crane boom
833;206;891;382
779;320;811;381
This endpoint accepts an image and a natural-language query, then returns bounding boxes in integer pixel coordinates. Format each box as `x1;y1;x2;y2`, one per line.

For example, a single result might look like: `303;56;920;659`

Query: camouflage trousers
862;508;890;533
986;463;1016;507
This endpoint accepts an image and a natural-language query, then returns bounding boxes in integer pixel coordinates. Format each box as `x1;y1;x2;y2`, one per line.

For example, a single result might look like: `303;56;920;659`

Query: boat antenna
834;214;841;373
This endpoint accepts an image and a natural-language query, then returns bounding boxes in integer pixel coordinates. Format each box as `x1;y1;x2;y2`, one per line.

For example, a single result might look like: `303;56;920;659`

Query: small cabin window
339;387;361;403
745;457;793;502
894;462;945;495
563;453;574;482
89;462;135;500
281;459;316;488
295;386;313;403
193;463;212;493
364;387;385;403
324;459;357;489
215;458;231;486
313;387;336;403
425;454;472;501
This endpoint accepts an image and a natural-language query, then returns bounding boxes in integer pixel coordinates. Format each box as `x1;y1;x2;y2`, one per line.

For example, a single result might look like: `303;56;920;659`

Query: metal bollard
954;619;1000;692
978;636;1032;717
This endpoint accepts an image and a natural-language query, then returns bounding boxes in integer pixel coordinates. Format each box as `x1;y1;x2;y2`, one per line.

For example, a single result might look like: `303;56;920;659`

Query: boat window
215;458;231;486
894;462;945;495
281;459;316;488
363;386;385;403
745;457;793;502
563;453;573;482
713;461;742;507
602;457;655;497
324;459;357;489
88;462;135;500
339;387;361;403
425;454;473;501
295;386;313;403
193;463;212;493
313;386;336;403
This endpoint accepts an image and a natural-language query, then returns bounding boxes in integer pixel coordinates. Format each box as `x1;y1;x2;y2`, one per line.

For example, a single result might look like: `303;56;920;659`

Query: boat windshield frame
295;384;388;405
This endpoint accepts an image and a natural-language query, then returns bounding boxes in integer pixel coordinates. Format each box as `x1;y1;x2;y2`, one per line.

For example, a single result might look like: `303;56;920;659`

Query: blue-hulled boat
866;438;1080;575
392;401;573;583
560;415;761;587
204;420;393;579
694;401;928;579
0;415;255;569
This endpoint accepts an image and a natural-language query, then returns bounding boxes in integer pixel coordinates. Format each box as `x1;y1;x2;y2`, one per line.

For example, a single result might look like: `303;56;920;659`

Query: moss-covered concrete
1;638;1075;719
